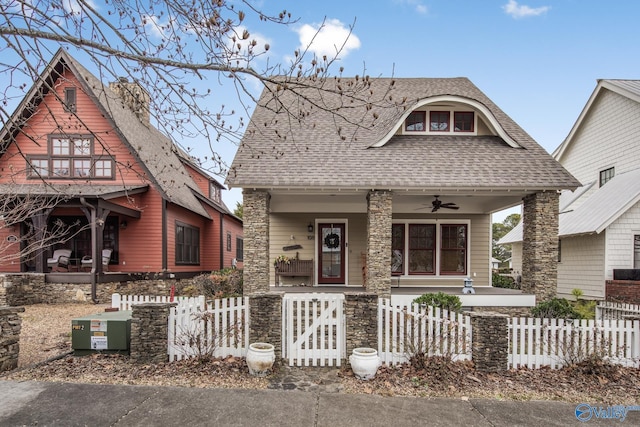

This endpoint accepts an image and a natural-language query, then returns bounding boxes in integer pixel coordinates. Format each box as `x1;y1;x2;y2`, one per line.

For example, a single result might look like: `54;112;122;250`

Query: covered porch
243;188;559;305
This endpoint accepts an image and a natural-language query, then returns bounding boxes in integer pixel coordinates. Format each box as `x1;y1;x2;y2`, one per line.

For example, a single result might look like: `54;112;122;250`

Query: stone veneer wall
130;302;175;364
606;280;640;304
243;190;270;295
0;306;25;372
366;190;393;298
249;293;282;359
469;312;509;372
344;293;378;359
471;306;532;317
0;274;187;306
522;191;559;303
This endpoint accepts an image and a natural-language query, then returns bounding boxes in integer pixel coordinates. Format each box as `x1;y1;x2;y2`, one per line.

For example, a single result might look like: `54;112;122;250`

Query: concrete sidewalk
1;380;637;426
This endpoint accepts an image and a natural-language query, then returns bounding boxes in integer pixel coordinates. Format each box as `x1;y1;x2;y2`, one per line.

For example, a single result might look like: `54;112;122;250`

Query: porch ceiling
268;190;527;214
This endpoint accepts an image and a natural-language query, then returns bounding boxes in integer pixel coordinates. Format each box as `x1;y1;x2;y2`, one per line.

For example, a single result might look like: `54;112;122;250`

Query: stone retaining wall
0;306;25;372
0;273;188;306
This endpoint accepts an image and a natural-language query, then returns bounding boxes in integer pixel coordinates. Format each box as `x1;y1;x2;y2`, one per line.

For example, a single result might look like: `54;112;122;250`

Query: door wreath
324;233;340;249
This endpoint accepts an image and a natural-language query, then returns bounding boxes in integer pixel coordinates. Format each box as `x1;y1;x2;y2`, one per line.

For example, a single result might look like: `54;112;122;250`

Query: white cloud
503;0;550;19
394;0;428;15
295;19;361;60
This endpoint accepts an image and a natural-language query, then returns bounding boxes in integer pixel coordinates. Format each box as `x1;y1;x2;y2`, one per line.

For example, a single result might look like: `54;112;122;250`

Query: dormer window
405;111;426;131
64;87;76;112
430;111;450;132
403;108;477;135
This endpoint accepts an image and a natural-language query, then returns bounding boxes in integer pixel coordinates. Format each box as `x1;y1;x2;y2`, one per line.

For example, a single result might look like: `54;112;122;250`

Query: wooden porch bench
275;259;313;286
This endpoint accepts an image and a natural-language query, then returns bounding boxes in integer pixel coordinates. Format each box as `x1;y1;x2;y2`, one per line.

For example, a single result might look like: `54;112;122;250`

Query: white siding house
499;80;640;299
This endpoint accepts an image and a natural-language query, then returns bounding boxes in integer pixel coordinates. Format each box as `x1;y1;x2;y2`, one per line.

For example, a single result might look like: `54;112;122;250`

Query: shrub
492;272;518;289
189;268;243;298
531;298;580;319
412;292;462;312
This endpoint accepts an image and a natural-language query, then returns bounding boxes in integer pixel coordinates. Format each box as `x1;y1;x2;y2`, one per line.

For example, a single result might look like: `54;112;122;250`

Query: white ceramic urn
349;347;380;380
246;342;276;377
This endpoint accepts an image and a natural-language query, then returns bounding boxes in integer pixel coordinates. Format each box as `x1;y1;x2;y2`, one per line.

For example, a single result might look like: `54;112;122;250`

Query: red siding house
0;49;242;281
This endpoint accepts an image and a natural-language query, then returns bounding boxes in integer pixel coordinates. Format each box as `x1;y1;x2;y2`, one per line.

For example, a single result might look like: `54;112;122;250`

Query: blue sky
5;1;639;222
210;0;640;221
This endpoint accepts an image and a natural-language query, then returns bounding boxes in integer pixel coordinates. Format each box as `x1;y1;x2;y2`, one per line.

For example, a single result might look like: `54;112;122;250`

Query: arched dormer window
370;95;521;148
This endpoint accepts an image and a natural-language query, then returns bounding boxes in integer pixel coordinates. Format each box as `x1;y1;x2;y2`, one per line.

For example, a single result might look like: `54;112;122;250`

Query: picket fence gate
378;299;472;366
509;317;640;369
282;293;345;367
167;296;249;361
596;301;640;320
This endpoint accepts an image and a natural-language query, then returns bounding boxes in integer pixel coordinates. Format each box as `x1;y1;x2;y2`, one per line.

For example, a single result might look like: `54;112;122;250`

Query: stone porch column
243;190;271;296
522;191;560;303
366;190;393;298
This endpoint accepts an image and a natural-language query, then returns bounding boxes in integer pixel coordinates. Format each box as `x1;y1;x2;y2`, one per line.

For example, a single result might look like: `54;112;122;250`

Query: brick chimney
109;77;150;123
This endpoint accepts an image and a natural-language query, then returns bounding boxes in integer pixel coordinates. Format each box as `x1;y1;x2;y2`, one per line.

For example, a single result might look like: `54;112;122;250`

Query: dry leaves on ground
4;303;640;404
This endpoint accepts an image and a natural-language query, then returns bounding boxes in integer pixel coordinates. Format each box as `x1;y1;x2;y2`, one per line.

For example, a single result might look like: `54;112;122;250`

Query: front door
318;223;345;284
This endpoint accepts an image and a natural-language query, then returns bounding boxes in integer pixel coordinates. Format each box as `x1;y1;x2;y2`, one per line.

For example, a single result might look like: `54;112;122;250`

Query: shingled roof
0;49;230;218
227;77;579;191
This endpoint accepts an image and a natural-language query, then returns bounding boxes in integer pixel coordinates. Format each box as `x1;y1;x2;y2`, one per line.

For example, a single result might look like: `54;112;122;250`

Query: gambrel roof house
228;77;579;305
499;80;640;300
0;49;242;284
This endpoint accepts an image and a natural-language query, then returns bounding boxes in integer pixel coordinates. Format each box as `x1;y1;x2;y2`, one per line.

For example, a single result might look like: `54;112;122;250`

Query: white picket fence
377;299;472;366
282;293;345;367
509;317;640;369
168;296;249;361
111;293;205;311
596;301;640;320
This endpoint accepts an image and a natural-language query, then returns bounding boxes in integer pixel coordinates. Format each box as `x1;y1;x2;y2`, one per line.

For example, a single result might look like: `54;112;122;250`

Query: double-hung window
175;222;200;264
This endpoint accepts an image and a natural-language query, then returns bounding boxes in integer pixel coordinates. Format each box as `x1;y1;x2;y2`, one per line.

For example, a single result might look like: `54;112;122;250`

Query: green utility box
71;310;132;355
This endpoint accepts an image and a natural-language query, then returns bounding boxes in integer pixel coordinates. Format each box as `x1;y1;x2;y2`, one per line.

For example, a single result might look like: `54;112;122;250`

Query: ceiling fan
430;196;459;212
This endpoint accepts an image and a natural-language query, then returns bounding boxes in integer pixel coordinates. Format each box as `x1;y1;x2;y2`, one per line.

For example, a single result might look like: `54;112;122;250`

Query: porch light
307;223;314;233
120;220;128;229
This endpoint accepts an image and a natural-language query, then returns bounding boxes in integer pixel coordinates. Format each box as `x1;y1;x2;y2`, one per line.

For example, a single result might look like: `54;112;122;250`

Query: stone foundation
0;306;25;372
